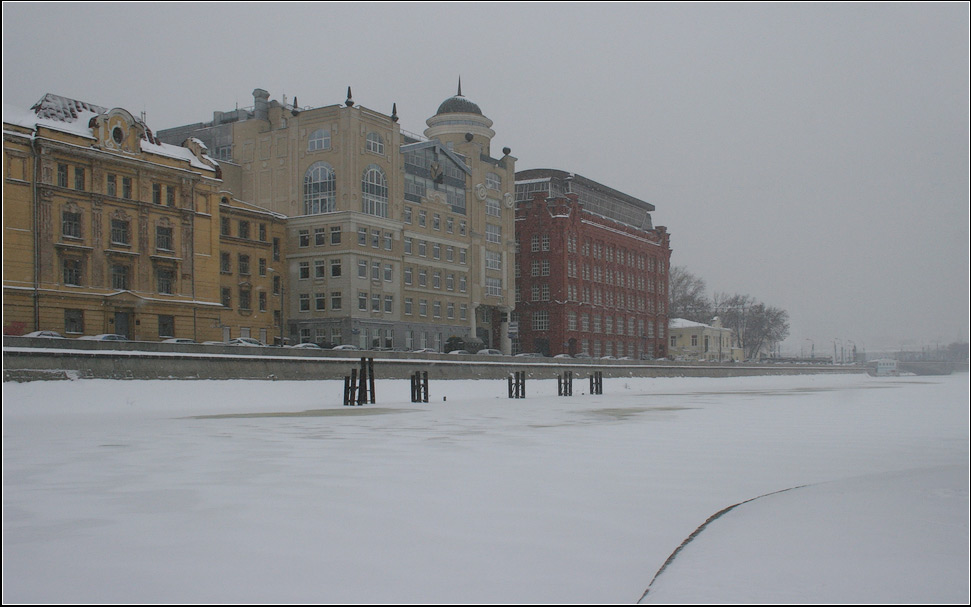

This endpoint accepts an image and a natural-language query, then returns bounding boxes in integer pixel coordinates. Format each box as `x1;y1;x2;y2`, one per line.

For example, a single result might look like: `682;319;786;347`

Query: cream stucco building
158;84;517;352
668;317;742;362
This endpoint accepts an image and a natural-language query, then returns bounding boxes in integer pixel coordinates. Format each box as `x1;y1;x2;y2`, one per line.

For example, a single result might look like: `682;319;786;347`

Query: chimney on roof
253;88;270;121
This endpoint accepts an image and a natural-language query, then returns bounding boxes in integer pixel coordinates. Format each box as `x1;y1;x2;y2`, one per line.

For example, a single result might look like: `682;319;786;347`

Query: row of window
403;206;468;235
57;163;180;208
221;216;270;242
306;129;385;156
57;309;179;339
521;233;665;273
222;286;274;314
403;237;468;265
302;162;389;218
404;267;467;293
60;258;177;294
220;252;268;277
517;282;664;313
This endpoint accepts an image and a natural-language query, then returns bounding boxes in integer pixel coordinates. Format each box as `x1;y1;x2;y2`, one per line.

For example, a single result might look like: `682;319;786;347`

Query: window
65;309;83;334
358;259;368;279
541;260;550;276
304;162;336;214
330;291;342;310
238;221;250;240
157;268;175;294
308;128;330;151
330;226;342;245
384;264;393;282
238;254;250;275
361;165;388;217
371;230;380;249
358;291;368;311
300;294;311;311
404;298;413;315
418;240;427;257
459;248;467;264
156;226;173;252
273;275;281;295
486;277;502;297
485;224;501;244
542;235;550;251
384;232;392;251
220;252;231;273
63;259;81;286
62;210;81;238
331;259;342;277
446;273;454;291
153;183;162;204
432;243;441;260
531;260;540;277
485;198;501;217
299;261;310;279
404;267;413;285
486;250;501;270
315;260;327;279
404;206;412;224
110;219;130;245
433;272;441;289
418;269;427;287
371;261;380;281
315;292;326;311
482;171;501;191
447;303;455;319
366;132;385;155
259;258;267;276
273;237;281;261
222;287;232;308
260;292;268;312
222;217;232;236
532;311;550;332
315;228;327;246
372;293;381;312
106;174;117;197
459;220;466;236
459;275;467;292
122;177;132;199
433;301;441;318
167;186;176;207
111;265;130;290
418;210;426;227
404;237;412;255
57;164;68;188
419;299;427;317
74;167;85;191
433;214;441;230
358;228;368;246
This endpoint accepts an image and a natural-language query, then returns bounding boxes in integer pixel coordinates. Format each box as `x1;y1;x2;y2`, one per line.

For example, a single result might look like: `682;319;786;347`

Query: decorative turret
425;78;495;154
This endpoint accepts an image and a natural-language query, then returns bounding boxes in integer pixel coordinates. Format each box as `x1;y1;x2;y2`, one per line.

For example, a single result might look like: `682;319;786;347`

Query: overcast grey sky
3;2;968;354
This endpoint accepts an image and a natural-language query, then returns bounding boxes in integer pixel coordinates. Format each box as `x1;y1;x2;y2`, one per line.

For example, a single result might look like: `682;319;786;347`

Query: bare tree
669;266;712;323
713;293;790;360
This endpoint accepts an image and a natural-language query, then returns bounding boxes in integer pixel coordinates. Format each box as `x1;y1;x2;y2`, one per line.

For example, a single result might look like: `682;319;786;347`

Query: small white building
868;359;899;376
668;317;742;362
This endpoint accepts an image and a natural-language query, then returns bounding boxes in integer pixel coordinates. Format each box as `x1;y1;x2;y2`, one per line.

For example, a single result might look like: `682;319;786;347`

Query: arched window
361;165;388;218
366;132;384;155
304;162;336;214
308;129;330;151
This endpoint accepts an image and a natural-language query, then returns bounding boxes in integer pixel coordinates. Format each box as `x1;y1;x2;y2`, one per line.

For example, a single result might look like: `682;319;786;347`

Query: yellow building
2;94;281;343
158;84;518;352
668;317;742;362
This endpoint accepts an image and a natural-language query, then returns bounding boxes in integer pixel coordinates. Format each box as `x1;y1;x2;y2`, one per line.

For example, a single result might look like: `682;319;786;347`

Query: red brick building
513;169;671;358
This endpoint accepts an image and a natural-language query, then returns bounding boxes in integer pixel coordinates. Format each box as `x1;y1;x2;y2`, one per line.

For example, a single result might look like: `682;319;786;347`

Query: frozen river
3;373;968;603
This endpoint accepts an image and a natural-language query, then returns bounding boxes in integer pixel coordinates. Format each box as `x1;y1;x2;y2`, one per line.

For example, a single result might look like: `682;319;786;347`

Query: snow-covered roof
3;94;217;173
669;318;712;330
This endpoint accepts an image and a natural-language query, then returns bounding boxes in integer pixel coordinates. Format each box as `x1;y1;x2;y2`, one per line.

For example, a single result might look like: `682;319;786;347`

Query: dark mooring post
344;368;359;406
590;371;603;395
508;371;525;399
411;371;428;403
558;371;573;396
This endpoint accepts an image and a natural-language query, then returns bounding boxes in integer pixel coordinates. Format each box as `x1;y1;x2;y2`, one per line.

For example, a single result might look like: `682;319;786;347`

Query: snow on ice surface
2;374;968;603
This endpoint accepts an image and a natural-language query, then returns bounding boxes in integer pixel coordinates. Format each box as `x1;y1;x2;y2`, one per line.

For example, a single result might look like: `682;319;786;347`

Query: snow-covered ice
2;373;968;603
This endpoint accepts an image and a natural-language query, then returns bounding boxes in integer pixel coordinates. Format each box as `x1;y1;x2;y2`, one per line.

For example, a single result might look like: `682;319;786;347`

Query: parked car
477;349;503;356
515;352;545;358
228;337;266;347
288;342;323;349
448;349;471;355
332;344;359;351
553;354;573;359
22;330;65;338
411;347;438;353
161;338;196;344
573;352;592;359
77;334;129;341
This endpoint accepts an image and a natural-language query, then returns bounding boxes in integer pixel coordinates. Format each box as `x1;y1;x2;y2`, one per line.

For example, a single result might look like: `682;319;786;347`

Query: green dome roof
435;94;482;116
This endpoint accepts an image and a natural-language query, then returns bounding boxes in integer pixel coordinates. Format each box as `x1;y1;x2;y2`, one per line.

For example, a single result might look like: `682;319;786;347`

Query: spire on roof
345;87;354;107
457;77;463;97
391;103;398;123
